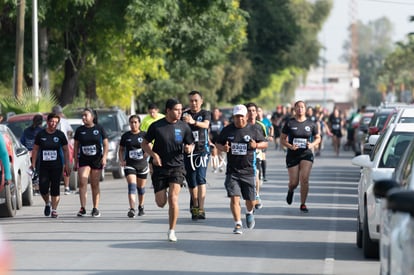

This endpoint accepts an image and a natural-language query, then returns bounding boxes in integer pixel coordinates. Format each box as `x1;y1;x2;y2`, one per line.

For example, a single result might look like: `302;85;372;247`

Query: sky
319;0;414;64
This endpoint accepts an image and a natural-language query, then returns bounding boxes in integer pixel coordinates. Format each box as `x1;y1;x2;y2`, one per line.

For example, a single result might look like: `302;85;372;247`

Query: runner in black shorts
141;98;194;242
119;115;149;218
216;104;267;235
280;100;320;213
31;113;70;218
73;108;108;218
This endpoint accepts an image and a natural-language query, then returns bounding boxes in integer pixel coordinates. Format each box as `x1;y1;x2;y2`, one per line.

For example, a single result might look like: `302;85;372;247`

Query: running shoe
246;213;255;229
51;210;58;218
233;224;243;234
255;195;263;209
198;209;206;220
286;190;294;205
138;205;145;216
300;204;309;213
168;230;177;242
91;208;101;217
191;207;199;221
44;204;51;216
77;207;86;217
64;188;72;195
127;208;135;218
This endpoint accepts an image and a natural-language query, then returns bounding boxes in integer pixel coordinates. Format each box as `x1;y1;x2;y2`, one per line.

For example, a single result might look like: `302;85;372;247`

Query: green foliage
0;88;58;114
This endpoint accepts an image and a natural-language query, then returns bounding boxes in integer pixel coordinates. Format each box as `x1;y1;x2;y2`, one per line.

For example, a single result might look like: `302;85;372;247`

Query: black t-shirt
34;129;68;168
209;118;225;143
182;109;211;153
144;118;194;168
74;124;108;161
329;116;342;132
119;131;148;169
217;123;266;175
282;118;318;156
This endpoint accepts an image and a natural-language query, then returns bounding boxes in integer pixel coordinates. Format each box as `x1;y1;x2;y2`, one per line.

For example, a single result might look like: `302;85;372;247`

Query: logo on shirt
305;126;311;132
93;130;99;135
291;127;298;130
53;137;59;143
243;135;251;142
138;137;143;143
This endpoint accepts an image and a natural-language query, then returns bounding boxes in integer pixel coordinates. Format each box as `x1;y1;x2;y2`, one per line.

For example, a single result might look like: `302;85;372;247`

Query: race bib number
231;143;247;155
332;124;340;130
293;138;307;149
192;131;199;142
82;145;97;156
42;150;57;161
129;149;144;160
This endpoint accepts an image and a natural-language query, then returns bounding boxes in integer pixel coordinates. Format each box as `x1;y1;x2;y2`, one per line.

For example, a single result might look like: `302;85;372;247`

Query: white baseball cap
233;104;247;116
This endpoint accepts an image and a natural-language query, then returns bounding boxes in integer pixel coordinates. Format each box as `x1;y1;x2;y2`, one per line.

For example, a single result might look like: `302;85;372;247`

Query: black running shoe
44;204;51;216
91;208;101;217
286;190;294;205
191;207;199;221
127;208;135;218
138;205;145;216
300;204;309;213
77;207;86;217
198;209;206;220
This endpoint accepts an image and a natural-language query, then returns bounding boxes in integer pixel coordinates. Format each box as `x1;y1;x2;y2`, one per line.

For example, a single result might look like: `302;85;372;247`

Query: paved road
1;144;379;275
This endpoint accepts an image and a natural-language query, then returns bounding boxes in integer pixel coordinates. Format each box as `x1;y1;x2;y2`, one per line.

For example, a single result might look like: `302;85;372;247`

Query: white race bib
82;145;97;156
293;138;307;149
192;131;199;142
231;143;247;155
42;150;57;161
129;149;144;160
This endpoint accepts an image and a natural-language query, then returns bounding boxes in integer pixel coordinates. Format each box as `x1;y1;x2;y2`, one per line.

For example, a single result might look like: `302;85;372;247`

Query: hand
152;154;162;167
250;140;257;150
224;141;230;153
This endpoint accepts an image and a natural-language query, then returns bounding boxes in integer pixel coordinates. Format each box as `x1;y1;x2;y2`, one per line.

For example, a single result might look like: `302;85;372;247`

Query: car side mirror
373;179;399;198
386;190;414;217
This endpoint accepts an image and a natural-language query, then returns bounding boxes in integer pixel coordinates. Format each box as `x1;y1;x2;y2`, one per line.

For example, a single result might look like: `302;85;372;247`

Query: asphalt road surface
1;141;379;275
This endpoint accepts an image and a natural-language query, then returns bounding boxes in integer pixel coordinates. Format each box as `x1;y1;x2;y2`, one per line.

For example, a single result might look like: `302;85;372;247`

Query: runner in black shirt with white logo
142;98;194;242
73;108;108;218
119;115;149;218
281;100;320;213
216;104;267;234
31;113;70;218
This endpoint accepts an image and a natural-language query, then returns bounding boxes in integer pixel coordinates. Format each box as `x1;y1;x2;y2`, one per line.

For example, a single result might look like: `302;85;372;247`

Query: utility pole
32;0;39;101
14;0;25;99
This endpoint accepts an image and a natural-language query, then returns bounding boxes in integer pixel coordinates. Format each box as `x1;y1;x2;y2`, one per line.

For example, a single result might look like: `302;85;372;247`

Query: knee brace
137;187;146;195
128;183;137;194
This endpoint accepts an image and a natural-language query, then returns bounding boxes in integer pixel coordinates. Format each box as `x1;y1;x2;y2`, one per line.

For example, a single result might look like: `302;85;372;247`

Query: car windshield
98;114;117;135
379;133;414;168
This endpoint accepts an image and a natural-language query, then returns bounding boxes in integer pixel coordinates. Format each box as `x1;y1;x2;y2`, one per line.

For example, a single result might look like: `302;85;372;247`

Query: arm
307;134;321;150
73;140;79;171
280;133;297;151
141;139;162;167
31;144;39;170
118;145;126;167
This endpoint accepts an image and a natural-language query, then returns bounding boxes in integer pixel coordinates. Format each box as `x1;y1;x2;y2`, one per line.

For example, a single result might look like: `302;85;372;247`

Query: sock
235;221;242;226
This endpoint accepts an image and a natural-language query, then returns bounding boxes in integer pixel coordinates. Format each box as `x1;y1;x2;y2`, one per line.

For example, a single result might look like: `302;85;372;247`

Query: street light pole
32;0;39;101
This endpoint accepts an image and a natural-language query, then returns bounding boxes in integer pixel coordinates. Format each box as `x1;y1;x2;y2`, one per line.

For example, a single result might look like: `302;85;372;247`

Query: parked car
6;113;78;190
373;138;414;275
351;122;414;258
0;124;32;217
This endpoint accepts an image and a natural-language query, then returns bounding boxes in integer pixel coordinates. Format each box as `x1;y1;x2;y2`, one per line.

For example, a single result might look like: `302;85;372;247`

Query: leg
89;169;101;209
137;178;146;208
77;166;91;208
126;174;137;209
168;182;181;230
230;195;241;222
298;160;313;205
287;165;300;191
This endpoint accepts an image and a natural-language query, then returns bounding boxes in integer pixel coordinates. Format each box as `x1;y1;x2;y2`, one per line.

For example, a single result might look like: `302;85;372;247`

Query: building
295;63;358;113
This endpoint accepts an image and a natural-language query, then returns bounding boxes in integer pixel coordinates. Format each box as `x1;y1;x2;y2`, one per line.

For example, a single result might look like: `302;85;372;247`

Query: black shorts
151;166;186;193
124;164;149;179
39;166;63;196
79;156;103;170
286;150;314;168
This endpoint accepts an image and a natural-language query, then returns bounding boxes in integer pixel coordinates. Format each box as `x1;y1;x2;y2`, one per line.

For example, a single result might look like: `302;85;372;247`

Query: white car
352;122;414;258
373;138;414;275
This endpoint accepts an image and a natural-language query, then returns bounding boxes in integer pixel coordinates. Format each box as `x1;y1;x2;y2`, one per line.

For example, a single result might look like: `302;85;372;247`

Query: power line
360;0;414;6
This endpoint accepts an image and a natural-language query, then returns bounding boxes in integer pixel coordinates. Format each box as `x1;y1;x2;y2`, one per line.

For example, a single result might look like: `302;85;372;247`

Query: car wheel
356;212;363;248
22;177;33;206
362;206;379;258
112;165;124;179
15;173;23;210
0;181;17;217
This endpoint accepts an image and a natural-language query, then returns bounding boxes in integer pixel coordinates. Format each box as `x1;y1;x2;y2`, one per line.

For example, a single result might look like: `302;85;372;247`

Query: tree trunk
60;58;78;106
39;27;49;93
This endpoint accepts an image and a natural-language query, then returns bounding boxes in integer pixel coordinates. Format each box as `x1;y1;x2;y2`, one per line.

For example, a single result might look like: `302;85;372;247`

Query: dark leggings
39;166;63;196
